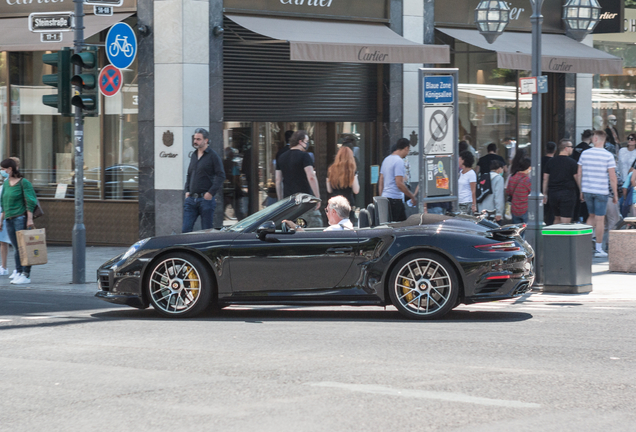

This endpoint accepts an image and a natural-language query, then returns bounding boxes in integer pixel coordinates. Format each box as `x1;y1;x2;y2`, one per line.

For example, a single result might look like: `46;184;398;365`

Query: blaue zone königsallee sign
224;0;389;22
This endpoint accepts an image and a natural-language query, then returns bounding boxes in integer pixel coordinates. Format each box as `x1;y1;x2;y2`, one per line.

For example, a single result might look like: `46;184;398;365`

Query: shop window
0;52;7;158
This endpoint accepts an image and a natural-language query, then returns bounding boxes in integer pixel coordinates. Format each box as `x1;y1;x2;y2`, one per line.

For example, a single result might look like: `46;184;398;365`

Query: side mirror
256;221;276;240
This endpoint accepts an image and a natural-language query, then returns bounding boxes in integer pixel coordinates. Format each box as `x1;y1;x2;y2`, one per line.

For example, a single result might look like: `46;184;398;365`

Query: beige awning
226;14;450;64
0;13;133;52
438;28;623;75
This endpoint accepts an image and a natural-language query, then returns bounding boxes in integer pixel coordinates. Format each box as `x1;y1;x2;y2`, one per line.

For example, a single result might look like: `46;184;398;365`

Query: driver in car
284;196;354;232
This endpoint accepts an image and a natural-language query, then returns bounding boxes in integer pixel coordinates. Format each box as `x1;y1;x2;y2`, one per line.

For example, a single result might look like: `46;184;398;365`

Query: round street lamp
474;0;510;44
563;0;602;42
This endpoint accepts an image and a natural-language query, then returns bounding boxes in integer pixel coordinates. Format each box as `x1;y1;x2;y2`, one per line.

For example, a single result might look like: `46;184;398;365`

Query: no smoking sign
423;106;454;155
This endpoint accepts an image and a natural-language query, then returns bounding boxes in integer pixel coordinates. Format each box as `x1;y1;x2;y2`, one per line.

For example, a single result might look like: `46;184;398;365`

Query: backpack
476;172;493;204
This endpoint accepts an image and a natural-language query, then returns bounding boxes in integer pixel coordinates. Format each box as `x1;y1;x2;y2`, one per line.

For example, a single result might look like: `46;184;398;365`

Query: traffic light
71;47;99;117
42;48;72;116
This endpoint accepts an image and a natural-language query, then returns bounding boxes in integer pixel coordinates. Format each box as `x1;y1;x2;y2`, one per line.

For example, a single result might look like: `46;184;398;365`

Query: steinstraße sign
224;0;389;22
28;12;73;32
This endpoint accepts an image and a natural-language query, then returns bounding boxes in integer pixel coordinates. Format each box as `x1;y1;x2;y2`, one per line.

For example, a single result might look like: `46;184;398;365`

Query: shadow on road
91;306;533;323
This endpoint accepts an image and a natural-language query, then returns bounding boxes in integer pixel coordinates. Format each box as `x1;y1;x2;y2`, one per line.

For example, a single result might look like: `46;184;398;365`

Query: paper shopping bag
17;228;48;266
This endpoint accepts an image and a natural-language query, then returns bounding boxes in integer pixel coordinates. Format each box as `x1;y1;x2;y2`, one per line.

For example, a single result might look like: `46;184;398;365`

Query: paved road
1;277;635;432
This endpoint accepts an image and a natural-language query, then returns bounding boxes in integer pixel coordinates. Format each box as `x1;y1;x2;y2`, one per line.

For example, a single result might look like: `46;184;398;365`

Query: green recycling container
542;223;593;293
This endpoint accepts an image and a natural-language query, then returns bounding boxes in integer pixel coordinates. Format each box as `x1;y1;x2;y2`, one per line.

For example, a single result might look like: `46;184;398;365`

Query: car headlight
121;238;150;260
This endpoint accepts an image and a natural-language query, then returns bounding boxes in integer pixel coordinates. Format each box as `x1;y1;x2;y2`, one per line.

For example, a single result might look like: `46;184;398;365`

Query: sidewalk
0;246;634;302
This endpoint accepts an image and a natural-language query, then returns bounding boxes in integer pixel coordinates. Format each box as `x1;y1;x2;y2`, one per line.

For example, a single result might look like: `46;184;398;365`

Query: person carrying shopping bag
0;158;38;284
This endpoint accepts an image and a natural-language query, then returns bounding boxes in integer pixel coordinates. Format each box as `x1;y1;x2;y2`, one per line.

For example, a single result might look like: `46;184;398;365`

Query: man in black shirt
276;130;322;227
476;143;506;174
541;141;557;225
183;128;225;233
543;139;578;224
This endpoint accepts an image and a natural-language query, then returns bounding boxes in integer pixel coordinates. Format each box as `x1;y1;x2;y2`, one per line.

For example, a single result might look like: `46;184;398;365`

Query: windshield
225;198;292;232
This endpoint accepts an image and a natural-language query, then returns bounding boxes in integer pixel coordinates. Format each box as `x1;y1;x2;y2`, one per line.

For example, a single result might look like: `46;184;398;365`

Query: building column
137;0;155;238
575;34;594;142
153;0;210;236
385;0;404;156
209;0;224;229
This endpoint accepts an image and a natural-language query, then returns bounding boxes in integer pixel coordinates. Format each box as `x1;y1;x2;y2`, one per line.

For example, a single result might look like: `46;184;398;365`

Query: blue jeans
5;215;31;276
182;196;216;233
512;213;528;238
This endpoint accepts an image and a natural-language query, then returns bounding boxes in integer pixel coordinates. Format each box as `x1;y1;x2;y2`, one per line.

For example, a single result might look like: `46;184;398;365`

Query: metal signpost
418;68;459;212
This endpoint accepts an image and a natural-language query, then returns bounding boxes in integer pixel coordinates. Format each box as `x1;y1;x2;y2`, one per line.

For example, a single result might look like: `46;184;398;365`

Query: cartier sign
224;0;389;22
593;0;624;34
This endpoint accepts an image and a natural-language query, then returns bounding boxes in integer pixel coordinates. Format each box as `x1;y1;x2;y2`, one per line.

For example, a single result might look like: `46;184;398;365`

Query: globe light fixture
474;0;510;44
563;0;602;42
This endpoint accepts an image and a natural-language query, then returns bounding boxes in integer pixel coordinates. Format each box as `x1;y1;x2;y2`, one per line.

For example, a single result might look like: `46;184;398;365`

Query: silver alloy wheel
394;257;452;316
149;257;202;314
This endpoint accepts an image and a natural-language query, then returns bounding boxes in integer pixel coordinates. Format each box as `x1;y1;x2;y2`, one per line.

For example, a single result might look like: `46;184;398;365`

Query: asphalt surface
0;247;635;431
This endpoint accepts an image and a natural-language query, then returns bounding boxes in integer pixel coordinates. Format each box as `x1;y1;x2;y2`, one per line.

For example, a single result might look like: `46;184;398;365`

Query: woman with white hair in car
284;195;353;231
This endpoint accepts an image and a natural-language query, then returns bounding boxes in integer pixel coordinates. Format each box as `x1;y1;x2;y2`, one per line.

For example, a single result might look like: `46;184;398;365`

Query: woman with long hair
326;146;360;216
0;158;38;284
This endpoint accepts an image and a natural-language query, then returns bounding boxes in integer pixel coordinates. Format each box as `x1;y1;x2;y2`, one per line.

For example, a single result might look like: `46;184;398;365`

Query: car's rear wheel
146;252;213;318
388;252;459;320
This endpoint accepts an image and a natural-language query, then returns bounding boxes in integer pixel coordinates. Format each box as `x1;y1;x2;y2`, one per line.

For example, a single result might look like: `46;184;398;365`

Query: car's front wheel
388;252;459;320
146;252;213;318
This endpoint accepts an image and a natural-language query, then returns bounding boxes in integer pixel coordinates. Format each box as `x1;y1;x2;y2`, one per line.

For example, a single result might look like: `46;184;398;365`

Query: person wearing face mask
477;160;505;224
0;158;37;284
275;130;322;227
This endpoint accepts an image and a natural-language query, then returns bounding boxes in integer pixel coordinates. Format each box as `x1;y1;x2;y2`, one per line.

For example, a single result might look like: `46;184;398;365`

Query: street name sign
41;32;63;43
84;0;123;6
29;12;74;33
94;6;114;16
423;75;454;104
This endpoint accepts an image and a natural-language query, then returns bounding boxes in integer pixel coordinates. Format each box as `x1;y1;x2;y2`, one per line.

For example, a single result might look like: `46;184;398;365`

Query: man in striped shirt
577;130;618;258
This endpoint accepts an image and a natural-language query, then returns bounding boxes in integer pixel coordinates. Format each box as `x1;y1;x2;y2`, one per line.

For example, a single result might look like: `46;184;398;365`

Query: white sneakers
9;269;18;279
10;273;31;284
594;250;608;258
0;267;7;276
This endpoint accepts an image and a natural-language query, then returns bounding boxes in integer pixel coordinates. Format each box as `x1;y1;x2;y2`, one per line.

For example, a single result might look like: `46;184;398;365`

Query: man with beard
183;128;226;233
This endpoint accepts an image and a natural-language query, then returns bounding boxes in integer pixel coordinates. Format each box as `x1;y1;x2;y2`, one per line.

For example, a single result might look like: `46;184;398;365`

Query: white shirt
618;147;636;179
380;154;406;200
324;218;354;231
578;147;616;195
458;169;476;204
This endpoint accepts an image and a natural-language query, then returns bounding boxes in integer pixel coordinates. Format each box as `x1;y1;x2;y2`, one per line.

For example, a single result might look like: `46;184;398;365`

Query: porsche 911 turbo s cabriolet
96;193;534;320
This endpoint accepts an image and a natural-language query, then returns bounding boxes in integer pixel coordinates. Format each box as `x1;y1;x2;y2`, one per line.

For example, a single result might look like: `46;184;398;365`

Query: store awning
226;14;450;64
438;28;623;75
0;13;134;52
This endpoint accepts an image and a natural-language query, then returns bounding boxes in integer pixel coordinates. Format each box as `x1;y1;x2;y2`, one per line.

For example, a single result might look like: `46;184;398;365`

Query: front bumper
96;268;147;309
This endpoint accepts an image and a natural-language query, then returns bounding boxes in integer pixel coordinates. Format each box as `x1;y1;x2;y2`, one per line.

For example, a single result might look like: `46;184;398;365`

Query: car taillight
474;241;520;252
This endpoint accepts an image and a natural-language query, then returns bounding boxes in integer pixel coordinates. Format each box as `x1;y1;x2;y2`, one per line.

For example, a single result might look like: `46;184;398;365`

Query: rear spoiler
486;223;527;239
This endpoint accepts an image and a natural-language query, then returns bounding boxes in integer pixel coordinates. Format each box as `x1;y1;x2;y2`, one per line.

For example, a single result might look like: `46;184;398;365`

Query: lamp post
475;0;601;285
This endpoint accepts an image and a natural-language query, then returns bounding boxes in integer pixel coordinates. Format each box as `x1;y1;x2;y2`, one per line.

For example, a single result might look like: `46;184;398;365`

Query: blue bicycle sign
106;22;137;69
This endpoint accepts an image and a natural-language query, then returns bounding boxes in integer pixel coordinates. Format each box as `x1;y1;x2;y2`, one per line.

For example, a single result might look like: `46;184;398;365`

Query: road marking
306;382;540;409
0;319;11;322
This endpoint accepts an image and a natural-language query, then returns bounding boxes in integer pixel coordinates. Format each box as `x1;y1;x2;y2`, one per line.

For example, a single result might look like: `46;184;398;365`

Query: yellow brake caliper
401;277;414;303
187;267;199;299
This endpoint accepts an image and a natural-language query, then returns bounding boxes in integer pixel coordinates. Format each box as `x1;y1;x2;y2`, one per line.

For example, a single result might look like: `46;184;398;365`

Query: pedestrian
542;141;557;225
506;157;532;225
543;139;578;224
572;129;592;163
0;176;11;276
476;143;506;175
477;159;505;223
618;133;636;179
572;130;592;222
604;114;620;154
326;146;359;221
577;130;618;258
283;195;353;232
275;130;295;167
378;138;418;222
509;148;528;177
603;170;622;252
0;158;38;284
458;150;477;215
275;130;322;227
183;128;226;233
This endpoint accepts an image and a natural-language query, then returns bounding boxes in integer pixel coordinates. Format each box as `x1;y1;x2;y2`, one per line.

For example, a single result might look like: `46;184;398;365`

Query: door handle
326;247;353;254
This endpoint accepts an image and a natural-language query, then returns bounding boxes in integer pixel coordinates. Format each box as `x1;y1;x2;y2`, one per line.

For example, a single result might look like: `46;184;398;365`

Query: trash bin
542;223;593;293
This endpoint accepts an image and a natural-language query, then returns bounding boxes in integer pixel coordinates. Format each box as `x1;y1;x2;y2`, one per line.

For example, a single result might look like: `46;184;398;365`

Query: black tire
146;252;214;318
388;251;459;320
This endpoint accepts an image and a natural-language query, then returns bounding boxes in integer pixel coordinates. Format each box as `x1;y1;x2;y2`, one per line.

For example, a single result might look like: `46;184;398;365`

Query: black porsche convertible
96;193;534;320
